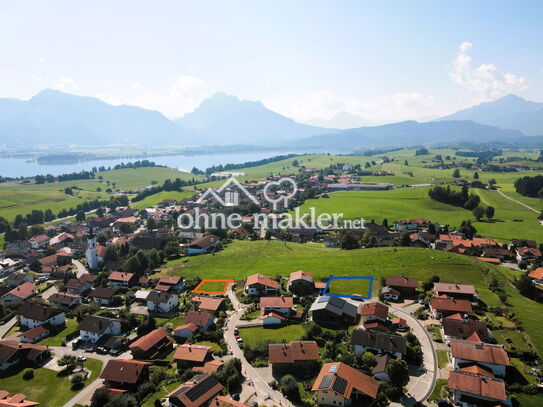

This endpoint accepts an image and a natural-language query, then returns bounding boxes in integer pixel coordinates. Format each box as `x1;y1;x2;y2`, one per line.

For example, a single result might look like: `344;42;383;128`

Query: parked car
76;356;87;362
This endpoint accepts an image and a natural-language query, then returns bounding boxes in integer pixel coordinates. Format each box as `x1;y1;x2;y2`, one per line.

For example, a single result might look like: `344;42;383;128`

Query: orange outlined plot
192;279;234;295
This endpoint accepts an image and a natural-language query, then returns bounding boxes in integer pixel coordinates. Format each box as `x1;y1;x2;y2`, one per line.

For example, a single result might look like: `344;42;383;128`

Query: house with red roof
429;297;473;319
100;359;150;390
108;272;138;289
528;267;543;281
442;315;491;343
29;234;50;249
259;296;294;317
312;362;379;406
167;374;223;407
130;328;173;359
288;270;316;295
173;323;199;339
192;296;225;314
244;274;279;296
516;246;542;262
0;282;36;306
173;344;213;369
360;302;389;324
0;391;39;407
384;275;418;298
433;283;477;301
268;341;319;375
448;369;509;407
185;311;214;330
451;340;510;378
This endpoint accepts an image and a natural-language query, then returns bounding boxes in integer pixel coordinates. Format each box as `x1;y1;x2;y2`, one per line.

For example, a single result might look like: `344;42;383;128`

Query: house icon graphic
197;177;260;207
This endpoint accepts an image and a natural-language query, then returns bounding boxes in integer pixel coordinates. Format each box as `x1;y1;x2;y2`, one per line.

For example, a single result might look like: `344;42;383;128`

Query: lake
0;150;331;178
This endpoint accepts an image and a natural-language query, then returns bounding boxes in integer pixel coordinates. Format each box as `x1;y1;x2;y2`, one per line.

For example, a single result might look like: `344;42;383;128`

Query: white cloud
53;76;80;92
449;41;527;100
263;90;441;123
95;76;207;118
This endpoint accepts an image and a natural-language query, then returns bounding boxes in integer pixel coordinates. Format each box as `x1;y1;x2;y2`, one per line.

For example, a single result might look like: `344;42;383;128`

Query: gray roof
351;329;406;354
78;315;120;335
309;296;359;319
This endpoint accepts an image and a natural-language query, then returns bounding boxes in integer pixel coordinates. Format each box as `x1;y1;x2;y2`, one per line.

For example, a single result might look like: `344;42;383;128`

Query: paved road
72;259;89;278
0;317;17;339
392;303;437;405
225;284;294;407
496;189;540;214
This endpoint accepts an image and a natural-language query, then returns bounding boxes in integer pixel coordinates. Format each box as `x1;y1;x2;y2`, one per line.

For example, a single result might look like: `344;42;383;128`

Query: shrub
22;369;34;380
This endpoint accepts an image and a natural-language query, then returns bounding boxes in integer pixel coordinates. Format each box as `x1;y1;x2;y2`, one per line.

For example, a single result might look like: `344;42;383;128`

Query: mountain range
0;90;541;149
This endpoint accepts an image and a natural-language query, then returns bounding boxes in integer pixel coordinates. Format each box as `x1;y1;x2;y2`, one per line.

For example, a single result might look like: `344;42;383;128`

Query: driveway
0;317;17;339
391;303;438;405
225;284;294;407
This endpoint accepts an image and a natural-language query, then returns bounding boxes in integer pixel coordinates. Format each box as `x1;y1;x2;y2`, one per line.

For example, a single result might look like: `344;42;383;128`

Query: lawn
130;189;197;210
326;277;373;298
238;324;306;347
511;393;543;407
193;341;223;354
192;279;232;294
142;381;180;407
436;349;449;368
0;358;102;407
159;315;185;329
428;378;447;401
493;329;534;354
38;318;79;346
510;357;539;385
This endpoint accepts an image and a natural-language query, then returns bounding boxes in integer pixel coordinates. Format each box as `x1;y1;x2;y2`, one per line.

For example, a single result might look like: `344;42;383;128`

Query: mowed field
163;240;543;357
0;167;201;221
295;187;542;242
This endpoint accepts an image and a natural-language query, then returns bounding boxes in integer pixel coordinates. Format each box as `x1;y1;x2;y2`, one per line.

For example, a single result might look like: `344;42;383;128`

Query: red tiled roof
129;329;173;353
360;302;388;319
260;296;293;309
167;374;223;407
245;274;279;289
450;340;510;366
158;276;183;285
193;360;224;374
385;276;418;288
392;317;407;326
459;365;495;377
430;297;473;313
448;370;506;401
311;362;378;400
529;268;543;280
185;311;213;328
174;323;198;333
4;283;36;300
173;344;211;362
99;359;150;384
193;297;224;313
0;391;39;407
210;396;250;407
268;341;319;364
433;283;477;295
288;270;314;284
477;257;501;264
108;271;135;282
363;321;389;332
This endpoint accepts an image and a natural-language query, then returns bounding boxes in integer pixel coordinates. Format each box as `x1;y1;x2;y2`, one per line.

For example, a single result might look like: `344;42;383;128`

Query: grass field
0;358;102;407
238;324;306;346
436;349;449;368
493;329;534;354
428;378;447;401
130;189;197;210
326;277;373;298
192;279;232;294
163;240;543;357
38;318;79;346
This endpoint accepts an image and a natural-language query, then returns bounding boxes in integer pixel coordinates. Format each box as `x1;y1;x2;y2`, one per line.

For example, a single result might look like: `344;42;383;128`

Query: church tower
85;228;99;270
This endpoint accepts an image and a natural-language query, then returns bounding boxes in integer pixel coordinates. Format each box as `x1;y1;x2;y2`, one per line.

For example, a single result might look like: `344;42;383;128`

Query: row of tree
428;185;480;210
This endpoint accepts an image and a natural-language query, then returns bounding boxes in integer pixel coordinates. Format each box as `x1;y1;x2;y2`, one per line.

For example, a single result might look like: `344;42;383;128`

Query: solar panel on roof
319;374;334;389
185;375;219;402
332;376;348;395
328;364;338;373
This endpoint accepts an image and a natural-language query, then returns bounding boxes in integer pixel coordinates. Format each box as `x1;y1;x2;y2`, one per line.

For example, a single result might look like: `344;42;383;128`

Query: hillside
175;92;332;145
436;94;543;136
0;89;194;147
295;120;528;149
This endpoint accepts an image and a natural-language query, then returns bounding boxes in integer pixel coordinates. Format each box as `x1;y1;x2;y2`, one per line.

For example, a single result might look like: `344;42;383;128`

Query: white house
146;291;179;313
451;340;510;378
77;315;122;343
18;302;65;329
29;235;50;249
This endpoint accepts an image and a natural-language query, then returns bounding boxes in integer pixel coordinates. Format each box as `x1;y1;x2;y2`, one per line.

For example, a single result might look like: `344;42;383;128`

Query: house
260;312;286;326
309;296;359;326
384;276;418;297
210;396;251;407
186;234;220;255
244;274;279;296
0;282;36;305
18;302;65;329
167;374;224;407
185;311;214;330
288;270;316;295
111;216;139;233
20;325;50;344
432;283;477;300
130;328;174;360
450;340;510;378
5;270;33;288
381;286;400;301
372;354;392;381
155;276;185;291
0;340;50;370
78;315;122;343
429;297;473;319
173;344;213;368
528;267;543;283
100;359;150;390
29;234;50;249
0;391;39;407
516;246;542;262
173;323;199;339
351;329;407;358
192;296;225;314
108;272;138;289
393;219;436;231
146;290;179;313
91;287;118;306
442;315;491;343
448;369;509;407
268;341;319;375
259;296;294;317
311;362;379;406
65;278;92;295
391;318;408;331
48;292;82;309
360;302;389;324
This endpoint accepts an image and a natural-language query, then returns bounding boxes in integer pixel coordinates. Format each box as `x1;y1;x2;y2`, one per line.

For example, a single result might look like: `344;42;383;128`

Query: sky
0;1;542;123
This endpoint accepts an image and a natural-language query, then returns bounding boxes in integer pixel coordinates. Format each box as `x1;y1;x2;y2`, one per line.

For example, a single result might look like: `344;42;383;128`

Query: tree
473;171;479;179
341;233;359;250
279;374;299;400
516;275;532;296
358;352;377;373
452;168;461;178
399;231;411;247
404;160;409;166
292;160;299;167
472;205;485;221
386;359;409;388
382;218;388;228
164;241;180;257
58;355;78;371
485;206;495;219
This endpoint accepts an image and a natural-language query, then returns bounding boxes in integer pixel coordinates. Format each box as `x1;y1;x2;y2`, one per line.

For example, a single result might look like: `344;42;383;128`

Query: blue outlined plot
323;275;374;300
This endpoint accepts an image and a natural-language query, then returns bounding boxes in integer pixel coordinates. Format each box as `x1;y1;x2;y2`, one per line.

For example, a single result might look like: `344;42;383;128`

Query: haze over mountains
0;90;541;150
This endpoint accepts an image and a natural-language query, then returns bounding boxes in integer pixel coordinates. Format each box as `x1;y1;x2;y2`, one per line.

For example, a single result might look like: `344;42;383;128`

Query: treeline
131;178;198;202
203;154;298;176
455;150;501;159
355;147;403;156
428;185;480;209
0;195;129;242
415;148;429;156
514;175;543;197
35;170;95;184
111;160;160;170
